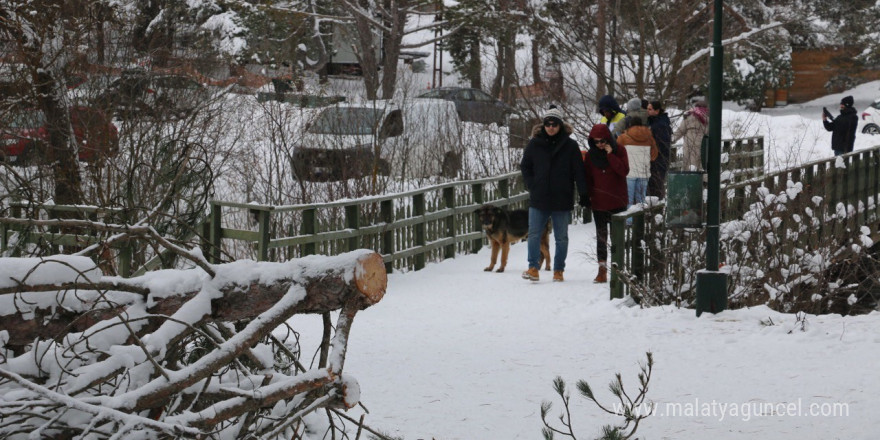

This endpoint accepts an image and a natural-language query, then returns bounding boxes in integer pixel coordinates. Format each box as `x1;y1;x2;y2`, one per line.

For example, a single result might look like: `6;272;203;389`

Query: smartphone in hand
823;107;834;120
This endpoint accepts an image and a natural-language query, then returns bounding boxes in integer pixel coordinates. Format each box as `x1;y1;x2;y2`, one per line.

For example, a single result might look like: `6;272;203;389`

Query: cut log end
354;252;387;304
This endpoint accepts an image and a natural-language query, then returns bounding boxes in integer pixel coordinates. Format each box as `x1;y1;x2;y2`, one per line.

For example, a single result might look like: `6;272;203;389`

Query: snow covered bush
621;170;879;315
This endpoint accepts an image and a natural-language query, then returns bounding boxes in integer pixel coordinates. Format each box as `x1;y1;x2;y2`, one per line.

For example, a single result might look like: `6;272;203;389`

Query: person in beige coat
616;116;658;207
672;100;708;173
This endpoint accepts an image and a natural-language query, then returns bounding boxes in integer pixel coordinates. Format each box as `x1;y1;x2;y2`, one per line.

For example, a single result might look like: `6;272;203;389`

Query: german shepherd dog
478;204;551;272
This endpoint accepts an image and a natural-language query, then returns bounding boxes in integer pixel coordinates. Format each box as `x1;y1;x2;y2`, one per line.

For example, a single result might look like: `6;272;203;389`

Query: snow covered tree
722;29;793;111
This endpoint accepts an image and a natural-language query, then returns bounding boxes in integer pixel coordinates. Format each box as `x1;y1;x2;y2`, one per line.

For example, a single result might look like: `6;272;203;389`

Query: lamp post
695;0;728;316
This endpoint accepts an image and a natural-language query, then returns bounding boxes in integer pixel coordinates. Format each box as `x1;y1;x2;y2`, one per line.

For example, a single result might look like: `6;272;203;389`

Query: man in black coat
823;95;859;156
647;100;672;199
520;105;589;282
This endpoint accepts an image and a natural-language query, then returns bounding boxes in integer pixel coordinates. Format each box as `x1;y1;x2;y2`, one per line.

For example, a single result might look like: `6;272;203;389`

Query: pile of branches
0;240;387;439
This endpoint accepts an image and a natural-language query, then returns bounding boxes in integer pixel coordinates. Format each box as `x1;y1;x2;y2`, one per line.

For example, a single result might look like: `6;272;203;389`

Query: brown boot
553;270;564;282
594;262;607;283
522;267;539;281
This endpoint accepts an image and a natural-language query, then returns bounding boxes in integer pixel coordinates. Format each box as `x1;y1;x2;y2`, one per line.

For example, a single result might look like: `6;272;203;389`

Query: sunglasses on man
543;121;560;128
592;138;608;145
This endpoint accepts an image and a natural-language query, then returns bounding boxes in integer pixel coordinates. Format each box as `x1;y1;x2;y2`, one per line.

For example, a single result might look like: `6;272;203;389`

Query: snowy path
293;223;879;439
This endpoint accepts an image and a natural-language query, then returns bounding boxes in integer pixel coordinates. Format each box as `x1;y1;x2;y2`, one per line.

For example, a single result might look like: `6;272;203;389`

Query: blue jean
528;208;571;271
627;177;648;207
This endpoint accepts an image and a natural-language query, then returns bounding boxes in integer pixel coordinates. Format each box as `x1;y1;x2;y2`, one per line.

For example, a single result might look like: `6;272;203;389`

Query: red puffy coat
583;124;629;211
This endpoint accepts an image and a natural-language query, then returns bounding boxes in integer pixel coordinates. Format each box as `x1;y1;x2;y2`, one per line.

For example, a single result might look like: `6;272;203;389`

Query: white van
291;99;463;180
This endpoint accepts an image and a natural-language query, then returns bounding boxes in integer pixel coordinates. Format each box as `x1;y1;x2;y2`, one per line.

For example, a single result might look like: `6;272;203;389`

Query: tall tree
0;0;90;205
341;0;453;99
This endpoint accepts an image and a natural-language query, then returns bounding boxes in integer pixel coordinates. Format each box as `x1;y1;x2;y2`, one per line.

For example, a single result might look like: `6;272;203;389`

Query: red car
1;106;119;165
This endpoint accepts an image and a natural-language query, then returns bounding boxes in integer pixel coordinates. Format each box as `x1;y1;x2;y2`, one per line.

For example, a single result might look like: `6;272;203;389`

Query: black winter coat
824;106;859;153
648;112;672;172
520;123;588;211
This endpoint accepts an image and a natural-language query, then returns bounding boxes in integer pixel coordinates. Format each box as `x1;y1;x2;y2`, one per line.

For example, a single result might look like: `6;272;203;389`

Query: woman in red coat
583;124;629;283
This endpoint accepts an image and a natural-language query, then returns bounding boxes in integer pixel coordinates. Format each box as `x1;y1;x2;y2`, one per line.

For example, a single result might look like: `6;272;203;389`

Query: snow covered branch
0;250;387;438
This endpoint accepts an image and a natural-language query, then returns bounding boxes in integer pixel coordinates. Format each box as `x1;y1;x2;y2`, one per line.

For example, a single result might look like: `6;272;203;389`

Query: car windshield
308;107;385;135
418;90;444;98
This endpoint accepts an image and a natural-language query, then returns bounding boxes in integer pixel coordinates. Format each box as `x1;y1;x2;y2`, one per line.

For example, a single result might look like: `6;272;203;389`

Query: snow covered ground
285;82;880;439
292;220;880;440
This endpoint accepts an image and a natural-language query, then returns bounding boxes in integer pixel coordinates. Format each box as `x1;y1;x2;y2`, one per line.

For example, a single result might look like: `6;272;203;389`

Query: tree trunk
32;60;83;206
352;14;380;100
0;252;387;348
596;0;607;100
380;1;407;99
469;36;482;89
531;37;542;85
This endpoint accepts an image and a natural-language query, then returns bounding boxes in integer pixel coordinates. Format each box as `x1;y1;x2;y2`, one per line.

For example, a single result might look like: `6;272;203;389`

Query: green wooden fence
0;172;535;275
0;135;765;280
610;143;880;299
200;172;538;272
670;136;764;184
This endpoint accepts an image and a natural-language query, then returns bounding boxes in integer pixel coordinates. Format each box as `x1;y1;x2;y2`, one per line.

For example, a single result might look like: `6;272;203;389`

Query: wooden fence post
413;193;426;270
301;208;317;257
498;178;510;200
443;187;456;259
345;204;360;251
632;213;645;280
610;216;626;299
257;208;271;262
381;200;393;273
209;202;222;264
472;182;484;253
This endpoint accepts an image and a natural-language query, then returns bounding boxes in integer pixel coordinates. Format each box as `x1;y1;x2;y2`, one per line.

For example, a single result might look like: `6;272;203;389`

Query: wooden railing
610;143;880;299
0;135;766;282
201;172;537;272
670;136;764;184
0;172;537;275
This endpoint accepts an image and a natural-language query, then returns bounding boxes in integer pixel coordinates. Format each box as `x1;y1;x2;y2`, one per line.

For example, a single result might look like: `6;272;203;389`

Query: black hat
841;96;854;107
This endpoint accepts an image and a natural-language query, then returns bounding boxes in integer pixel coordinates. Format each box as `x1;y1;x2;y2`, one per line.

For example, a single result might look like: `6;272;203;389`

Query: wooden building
766;48;880;106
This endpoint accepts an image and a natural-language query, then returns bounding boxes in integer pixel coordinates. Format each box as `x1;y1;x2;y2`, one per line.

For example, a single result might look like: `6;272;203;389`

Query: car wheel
862;124;880;135
441;152;462;178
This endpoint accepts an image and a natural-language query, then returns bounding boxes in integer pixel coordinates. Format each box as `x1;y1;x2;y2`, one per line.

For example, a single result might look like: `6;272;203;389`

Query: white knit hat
542;105;564;124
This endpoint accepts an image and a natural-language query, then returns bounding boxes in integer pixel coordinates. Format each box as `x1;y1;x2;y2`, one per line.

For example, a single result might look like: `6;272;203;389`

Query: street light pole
696;0;728;316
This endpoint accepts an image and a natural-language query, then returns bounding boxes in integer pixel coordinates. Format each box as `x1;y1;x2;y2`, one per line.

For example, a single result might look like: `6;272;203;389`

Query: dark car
416;87;513;125
1;106;119;165
92;70;209;120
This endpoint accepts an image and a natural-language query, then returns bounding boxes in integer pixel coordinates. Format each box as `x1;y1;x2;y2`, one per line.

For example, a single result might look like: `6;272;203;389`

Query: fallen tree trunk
0;251;386;348
0;250;388;438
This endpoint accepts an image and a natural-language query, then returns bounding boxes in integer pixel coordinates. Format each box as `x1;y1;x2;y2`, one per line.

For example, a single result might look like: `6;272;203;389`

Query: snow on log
0;250;387;348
